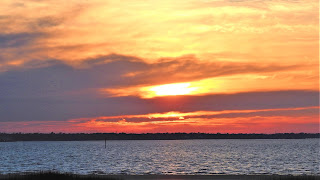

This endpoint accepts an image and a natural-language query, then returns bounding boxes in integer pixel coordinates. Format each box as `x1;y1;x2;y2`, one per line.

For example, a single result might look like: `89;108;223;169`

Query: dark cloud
0;32;43;49
0;54;307;98
0;90;318;122
0;54;318;122
88;106;318;123
82;53;141;66
190;107;318;119
121;56;305;85
0;4;84;66
146;90;319;112
30;16;64;29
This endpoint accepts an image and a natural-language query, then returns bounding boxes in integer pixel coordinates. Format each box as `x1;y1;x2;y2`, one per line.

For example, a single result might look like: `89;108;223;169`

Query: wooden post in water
105;138;106;148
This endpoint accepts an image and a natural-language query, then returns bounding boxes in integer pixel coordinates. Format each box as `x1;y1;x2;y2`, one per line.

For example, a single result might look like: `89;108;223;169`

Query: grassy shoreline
0;172;319;180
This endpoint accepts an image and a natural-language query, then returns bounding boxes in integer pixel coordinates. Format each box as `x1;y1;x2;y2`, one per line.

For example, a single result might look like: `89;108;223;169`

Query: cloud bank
0;0;318;133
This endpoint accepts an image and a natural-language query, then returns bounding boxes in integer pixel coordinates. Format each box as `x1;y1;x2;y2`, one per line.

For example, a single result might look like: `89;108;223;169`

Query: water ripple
0;139;319;175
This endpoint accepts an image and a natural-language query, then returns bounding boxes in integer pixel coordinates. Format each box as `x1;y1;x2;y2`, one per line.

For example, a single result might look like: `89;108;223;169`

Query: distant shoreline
0;133;319;142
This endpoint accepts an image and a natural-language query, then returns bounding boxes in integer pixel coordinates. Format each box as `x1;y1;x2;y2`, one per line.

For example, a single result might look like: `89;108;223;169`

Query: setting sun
146;83;198;97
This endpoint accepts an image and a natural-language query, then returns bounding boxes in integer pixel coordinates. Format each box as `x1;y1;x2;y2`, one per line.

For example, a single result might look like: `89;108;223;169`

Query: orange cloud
0;0;318;67
102;73;318;98
1;0;318;100
1;106;318;133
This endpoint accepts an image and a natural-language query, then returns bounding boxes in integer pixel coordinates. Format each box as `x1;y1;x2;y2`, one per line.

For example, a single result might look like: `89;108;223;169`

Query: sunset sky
0;0;319;133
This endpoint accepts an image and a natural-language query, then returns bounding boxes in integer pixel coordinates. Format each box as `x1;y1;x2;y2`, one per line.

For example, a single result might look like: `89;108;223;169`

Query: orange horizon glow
0;106;318;133
1;115;318;134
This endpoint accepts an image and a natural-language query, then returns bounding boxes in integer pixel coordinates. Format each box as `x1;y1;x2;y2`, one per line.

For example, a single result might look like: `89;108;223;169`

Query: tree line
0;133;319;142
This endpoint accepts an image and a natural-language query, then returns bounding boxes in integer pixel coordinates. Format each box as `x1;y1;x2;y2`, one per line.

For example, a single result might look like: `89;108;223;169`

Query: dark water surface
0;139;319;175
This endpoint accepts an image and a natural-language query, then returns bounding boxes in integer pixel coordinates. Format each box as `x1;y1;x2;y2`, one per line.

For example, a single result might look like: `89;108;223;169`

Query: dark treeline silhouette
0;172;319;180
0;133;319;142
2;171;319;180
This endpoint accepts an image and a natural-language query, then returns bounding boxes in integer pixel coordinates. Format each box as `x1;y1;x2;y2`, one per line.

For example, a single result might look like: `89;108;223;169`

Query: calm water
0;139;319;175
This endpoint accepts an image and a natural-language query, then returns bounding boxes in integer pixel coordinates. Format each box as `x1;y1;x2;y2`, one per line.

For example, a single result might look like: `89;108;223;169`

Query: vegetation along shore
0;133;319;142
0;172;319;180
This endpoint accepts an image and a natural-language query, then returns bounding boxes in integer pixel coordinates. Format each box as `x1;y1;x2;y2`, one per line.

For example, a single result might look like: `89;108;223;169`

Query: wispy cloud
0;106;318;133
0;0;318;133
68;106;319;123
0;0;318;67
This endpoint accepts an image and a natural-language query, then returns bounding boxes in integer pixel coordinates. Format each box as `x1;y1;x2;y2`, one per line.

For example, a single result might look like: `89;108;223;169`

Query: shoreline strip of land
1;133;319;142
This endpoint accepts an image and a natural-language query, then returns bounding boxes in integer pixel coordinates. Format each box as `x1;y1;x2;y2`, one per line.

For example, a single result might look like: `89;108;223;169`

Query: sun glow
146;83;198;97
